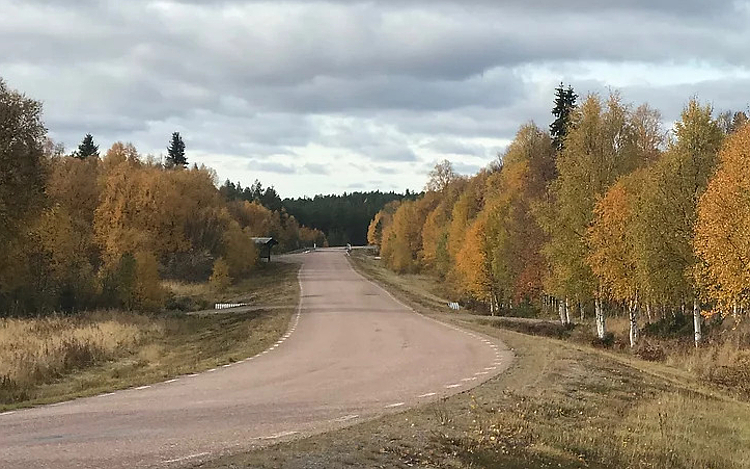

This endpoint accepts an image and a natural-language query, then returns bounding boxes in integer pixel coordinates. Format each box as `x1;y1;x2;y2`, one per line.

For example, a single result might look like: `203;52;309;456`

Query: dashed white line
461;377;477;382
134;385;151;390
261;430;298;440
164;379;178;384
445;384;462;389
222;364;232;368
484;367;497;371
207;368;217;373
99;392;116;397
418;392;437;398
187;373;199;377
164;452;211;464
334;414;359;422
1;411;16;416
475;371;489;376
385;402;405;408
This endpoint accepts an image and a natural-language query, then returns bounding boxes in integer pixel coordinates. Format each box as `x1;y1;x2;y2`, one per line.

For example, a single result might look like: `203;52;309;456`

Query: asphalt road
0;248;512;468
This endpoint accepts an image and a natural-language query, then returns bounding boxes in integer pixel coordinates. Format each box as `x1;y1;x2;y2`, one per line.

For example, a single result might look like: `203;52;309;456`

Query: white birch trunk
558;299;567;326
646;303;652;323
693;298;702;347
629;295;639;348
579;301;585;321
564;298;571;325
595;296;606;340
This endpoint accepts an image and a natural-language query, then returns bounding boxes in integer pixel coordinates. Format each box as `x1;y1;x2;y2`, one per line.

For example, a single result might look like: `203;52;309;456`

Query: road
0;248;512;468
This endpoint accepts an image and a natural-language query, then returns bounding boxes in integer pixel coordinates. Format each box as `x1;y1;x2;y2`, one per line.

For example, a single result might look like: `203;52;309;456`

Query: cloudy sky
3;1;750;197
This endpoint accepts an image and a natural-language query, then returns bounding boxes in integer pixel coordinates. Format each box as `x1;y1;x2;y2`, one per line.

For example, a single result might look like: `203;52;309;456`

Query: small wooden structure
252;237;279;262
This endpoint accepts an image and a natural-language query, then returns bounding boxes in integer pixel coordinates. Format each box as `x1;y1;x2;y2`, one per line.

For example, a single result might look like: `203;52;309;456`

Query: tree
166;131;187;167
0;78;46;249
209;258;232;293
588;172;649;347
541;94;660;334
74;133;99;159
637;99;723;346
550;83;578;152
425;160;458;193
694;122;750;313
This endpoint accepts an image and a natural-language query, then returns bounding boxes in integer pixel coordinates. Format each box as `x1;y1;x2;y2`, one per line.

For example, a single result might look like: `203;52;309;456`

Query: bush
209;258;232;293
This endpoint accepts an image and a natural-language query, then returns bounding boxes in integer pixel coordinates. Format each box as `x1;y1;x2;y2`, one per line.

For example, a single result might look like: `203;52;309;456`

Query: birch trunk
579;301;585;321
629;295;639;348
595;296;606;340
693;298;702;347
558;299;567;326
565;298;572;325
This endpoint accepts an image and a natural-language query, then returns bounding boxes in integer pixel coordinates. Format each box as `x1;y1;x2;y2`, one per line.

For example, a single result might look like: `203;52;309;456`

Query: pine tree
74;133;99;159
550;83;578;152
166;132;187;167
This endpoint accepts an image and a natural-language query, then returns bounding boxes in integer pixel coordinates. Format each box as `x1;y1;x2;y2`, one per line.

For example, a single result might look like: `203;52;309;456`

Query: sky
3;0;750;198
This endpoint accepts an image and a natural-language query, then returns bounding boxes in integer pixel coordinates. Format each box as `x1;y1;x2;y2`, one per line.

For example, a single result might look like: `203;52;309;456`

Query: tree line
369;83;750;347
0;78;325;316
283;191;418;246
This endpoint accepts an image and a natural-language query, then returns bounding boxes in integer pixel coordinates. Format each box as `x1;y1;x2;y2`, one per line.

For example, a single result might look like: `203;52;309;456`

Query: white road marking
445;384;462;389
385;402;405;408
461;377;477;382
261;430;298;440
1;411;16;416
207;368;217;372
418;392;437;398
334;414;359;422
164;379;178;384
135;385;151;390
484;367;497;371
187;373;199;377
99;392;116;397
475;371;489;375
164;452;211;464
222;364;232;368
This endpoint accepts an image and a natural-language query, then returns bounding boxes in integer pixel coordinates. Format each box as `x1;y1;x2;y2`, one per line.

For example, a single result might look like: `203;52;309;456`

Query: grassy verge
0;262;300;411
195;251;750;469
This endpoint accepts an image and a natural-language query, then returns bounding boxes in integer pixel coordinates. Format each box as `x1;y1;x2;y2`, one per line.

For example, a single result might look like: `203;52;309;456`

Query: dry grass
0;262;300;410
0;312;158;403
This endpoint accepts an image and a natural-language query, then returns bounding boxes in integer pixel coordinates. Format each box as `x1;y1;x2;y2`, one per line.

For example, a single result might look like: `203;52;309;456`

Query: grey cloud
3;0;750;197
248;160;297;174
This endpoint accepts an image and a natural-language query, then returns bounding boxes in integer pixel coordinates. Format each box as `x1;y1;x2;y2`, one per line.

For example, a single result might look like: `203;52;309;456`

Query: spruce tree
74;133;99;159
166;132;187;167
550;83;578;152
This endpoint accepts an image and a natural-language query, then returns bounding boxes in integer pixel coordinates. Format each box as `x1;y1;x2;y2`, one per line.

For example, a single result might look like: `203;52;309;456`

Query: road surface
0;248;512;468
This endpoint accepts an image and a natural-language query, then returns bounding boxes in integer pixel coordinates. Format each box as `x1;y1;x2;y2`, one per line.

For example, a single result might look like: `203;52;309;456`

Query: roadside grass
0;262;300;411
195;251;750;468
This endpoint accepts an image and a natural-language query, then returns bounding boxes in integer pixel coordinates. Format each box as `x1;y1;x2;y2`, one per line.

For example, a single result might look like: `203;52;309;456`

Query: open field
194;251;750;469
0;262;299;411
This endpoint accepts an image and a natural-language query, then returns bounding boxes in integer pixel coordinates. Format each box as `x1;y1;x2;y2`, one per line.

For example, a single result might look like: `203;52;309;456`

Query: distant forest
220;180;418;246
283;192;419;245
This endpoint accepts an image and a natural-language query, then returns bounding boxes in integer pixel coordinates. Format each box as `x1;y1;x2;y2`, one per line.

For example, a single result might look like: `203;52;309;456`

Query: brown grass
0;262;300;410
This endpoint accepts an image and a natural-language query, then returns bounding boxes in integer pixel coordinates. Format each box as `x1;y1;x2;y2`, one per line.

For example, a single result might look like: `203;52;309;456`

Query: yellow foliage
695;122;750;308
209;258;232;292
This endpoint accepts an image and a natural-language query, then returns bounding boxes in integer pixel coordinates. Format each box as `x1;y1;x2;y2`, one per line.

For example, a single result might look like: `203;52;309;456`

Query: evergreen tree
550;83;578;152
166;132;187;167
74;133;99;159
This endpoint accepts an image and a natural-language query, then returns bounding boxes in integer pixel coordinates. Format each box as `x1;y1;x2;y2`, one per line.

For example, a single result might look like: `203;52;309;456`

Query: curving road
0;249;512;468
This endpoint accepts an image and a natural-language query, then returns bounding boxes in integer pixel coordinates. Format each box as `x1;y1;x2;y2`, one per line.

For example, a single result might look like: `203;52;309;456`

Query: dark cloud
2;0;749;196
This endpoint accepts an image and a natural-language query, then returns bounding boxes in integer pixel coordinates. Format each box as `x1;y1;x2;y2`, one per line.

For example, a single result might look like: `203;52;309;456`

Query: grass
0;262;300;411
193;250;750;468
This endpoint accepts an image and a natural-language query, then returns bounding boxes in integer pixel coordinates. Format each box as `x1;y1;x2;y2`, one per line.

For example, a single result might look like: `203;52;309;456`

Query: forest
369;84;750;348
283;191;418;245
218;179;416;246
0;78;327;316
